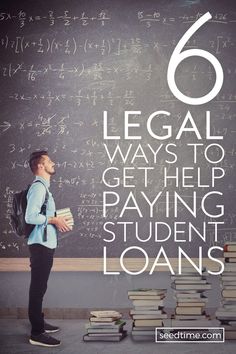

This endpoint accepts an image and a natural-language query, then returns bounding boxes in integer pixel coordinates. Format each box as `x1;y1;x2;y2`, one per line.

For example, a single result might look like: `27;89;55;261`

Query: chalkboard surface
0;0;235;258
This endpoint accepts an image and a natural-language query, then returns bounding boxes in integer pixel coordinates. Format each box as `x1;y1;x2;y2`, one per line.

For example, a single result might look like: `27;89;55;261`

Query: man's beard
46;167;56;176
49;170;56;175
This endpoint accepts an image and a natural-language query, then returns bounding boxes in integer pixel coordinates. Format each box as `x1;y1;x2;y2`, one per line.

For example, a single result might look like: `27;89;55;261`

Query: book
83;331;127;342
224;264;236;271
132;299;164;307
90;317;120;322
134;306;164;311
175;292;202;299
87;327;124;334
56;207;74;228
132;326;157;331
174;279;207;284
176;301;206;307
90;310;122;318
132;313;167;320
174;296;208;303
224;252;236;258
224;243;236;252
216;309;236;317
128;295;164;300
225;258;236;263
174;314;208;320
222;289;236;298
134;319;163;327
130;309;163;315
171;283;211;290
171;275;204;281
175;306;203;315
128;289;166;296
132;331;155;336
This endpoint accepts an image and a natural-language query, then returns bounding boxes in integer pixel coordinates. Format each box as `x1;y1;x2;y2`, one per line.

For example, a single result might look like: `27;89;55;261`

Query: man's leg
28;244;54;335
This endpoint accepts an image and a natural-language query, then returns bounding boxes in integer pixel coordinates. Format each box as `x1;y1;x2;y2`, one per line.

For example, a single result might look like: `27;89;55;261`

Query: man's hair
29;151;48;174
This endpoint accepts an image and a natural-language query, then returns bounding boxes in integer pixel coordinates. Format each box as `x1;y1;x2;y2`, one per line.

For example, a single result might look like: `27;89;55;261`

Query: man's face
42;155;55;175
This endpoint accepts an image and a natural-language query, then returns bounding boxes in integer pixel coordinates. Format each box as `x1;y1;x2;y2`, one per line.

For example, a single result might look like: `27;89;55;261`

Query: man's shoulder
27;180;47;196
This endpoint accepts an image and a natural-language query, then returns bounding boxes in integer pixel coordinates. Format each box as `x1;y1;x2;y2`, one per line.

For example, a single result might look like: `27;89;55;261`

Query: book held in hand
56;207;74;229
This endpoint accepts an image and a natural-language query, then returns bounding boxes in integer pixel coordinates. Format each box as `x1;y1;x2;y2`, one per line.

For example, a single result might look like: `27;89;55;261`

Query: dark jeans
28;244;55;335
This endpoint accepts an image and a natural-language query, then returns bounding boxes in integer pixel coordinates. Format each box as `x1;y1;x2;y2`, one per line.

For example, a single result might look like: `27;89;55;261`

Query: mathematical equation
1;35;234;56
0;9;110;28
8;89;136;106
137;11;236;27
0;62;153;81
2;62;236;82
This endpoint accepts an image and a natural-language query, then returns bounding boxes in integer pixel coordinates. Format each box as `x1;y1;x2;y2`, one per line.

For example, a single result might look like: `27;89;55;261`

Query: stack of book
216;242;236;340
171;267;211;327
83;310;127;342
56;207;74;229
128;288;167;341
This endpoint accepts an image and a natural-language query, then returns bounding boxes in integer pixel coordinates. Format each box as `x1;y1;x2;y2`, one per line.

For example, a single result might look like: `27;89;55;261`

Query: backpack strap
32;180;49;242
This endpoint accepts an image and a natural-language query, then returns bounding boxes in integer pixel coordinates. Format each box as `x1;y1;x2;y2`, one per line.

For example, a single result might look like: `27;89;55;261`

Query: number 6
167;12;224;105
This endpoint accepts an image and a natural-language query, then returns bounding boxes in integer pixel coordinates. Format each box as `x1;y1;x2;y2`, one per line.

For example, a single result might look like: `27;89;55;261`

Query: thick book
222;289;236;298
224;243;236;252
216;309;236;317
224;264;236;271
175;292;202;299
132;299;164;307
176;306;203;315
132;313;167;320
134;319;163;327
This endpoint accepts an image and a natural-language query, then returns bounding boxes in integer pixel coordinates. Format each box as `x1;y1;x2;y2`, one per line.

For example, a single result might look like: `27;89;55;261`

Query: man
25;151;71;347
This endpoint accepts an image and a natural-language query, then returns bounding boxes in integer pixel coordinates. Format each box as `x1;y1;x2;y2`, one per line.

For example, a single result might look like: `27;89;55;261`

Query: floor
0;319;235;354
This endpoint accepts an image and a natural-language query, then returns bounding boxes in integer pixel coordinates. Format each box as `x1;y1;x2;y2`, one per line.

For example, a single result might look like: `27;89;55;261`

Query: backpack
10;180;49;239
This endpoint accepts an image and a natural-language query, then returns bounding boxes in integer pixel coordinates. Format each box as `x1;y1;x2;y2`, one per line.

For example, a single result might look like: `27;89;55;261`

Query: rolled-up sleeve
25;183;47;225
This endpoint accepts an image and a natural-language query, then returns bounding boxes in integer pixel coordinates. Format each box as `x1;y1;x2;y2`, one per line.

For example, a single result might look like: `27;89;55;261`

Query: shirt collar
34;175;50;189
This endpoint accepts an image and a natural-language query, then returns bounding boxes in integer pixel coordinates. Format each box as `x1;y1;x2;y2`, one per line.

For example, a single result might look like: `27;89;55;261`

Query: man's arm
25;183;71;232
25;183;47;225
48;216;71;232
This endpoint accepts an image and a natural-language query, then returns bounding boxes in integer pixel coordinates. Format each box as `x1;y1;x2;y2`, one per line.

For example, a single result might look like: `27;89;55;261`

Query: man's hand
48;216;72;232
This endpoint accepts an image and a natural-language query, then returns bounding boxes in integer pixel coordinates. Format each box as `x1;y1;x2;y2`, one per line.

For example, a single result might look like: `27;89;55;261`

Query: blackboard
0;0;235;259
